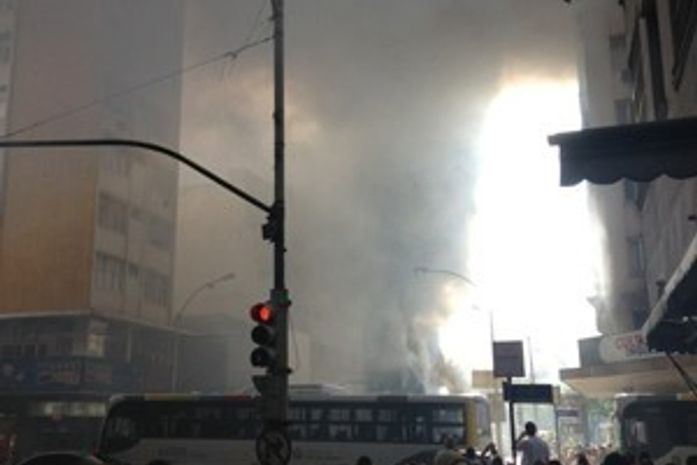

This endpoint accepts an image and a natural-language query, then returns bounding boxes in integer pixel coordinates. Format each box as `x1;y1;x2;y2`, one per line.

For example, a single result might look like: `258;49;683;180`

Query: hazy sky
177;0;598;390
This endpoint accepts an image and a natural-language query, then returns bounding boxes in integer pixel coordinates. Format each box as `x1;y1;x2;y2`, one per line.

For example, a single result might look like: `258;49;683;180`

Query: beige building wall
573;0;645;335
620;0;697;312
0;0;101;313
0;0;182;325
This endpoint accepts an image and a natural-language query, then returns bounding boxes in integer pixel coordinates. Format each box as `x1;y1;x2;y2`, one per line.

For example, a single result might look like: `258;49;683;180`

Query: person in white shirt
516;422;550;465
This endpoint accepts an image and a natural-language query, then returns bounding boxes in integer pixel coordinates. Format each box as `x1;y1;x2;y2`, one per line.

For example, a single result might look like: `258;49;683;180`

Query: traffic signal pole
268;0;290;427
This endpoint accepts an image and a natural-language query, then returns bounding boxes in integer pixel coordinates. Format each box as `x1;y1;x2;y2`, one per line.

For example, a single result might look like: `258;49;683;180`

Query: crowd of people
403;420;657;465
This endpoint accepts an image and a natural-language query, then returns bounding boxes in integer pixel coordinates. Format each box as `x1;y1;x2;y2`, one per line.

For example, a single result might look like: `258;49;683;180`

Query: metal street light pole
414;266;503;451
170;271;236;390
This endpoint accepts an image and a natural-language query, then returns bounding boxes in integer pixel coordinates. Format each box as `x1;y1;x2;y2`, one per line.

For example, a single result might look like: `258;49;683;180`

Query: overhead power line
2;34;272;139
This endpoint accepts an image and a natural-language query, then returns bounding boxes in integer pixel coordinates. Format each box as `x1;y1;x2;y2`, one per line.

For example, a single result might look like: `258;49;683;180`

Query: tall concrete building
561;0;697;398
0;1;183;459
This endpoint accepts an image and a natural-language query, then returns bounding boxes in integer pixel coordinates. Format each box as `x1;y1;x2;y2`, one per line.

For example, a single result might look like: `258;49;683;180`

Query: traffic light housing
250;302;277;369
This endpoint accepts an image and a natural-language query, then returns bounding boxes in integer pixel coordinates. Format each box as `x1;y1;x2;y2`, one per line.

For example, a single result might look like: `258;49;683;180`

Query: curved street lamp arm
414;266;477;287
174;283;211;325
0;138;272;213
173;272;236;324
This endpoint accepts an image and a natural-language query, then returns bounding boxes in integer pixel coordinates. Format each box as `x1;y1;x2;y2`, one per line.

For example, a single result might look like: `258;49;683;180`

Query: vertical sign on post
493;341;525;463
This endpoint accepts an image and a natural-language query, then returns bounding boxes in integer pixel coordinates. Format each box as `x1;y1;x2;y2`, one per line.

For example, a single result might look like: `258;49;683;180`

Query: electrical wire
666;352;697;398
245;0;271;45
1;34;272;140
288;310;302;374
222;0;271;79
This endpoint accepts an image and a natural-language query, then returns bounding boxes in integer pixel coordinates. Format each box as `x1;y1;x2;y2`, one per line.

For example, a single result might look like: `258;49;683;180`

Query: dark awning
549;117;697;352
548;116;697;186
642;233;697;353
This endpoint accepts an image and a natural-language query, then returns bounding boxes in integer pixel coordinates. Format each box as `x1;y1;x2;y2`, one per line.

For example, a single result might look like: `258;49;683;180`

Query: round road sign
255;428;292;465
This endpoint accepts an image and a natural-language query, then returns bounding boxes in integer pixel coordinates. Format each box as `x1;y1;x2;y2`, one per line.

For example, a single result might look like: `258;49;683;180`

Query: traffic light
250;302;277;369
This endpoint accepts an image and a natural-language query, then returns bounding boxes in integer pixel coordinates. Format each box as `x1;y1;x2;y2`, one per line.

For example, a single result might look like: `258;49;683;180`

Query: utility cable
666;352;697;398
222;0;271;78
288;310;302;374
1;35;272;139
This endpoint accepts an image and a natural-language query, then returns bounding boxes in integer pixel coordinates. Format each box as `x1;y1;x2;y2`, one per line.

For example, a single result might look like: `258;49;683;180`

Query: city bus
97;393;491;465
617;397;697;465
0;393;107;464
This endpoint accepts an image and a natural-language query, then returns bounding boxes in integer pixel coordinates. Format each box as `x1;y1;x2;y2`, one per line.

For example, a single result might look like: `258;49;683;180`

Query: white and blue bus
97;393;491;465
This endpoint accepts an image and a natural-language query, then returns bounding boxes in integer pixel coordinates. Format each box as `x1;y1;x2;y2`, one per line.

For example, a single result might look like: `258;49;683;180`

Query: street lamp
413;266;494;342
170;271;235;391
413;266;477;287
414;266;503;449
172;271;236;326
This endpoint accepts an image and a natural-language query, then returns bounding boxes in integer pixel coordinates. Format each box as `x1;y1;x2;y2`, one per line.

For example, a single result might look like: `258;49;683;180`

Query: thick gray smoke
176;0;578;392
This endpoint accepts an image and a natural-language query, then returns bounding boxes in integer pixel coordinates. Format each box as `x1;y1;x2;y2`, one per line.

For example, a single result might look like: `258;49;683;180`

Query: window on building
669;0;697;88
98;193;128;234
627;236;646;278
643;0;667;119
0;30;11;65
144;269;170;308
147;214;172;251
627;26;647;122
614;98;633;124
623;180;649;210
95;252;126;293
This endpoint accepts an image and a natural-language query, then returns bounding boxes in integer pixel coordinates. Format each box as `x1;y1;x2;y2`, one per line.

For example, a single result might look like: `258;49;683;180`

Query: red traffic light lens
259;306;272;322
250;303;274;324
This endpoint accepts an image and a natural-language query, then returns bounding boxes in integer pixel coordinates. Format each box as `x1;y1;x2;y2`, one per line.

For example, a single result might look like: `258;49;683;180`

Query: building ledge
560;354;697;398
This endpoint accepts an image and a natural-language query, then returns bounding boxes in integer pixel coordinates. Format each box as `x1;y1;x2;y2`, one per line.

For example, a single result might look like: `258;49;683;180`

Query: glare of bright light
439;78;598;381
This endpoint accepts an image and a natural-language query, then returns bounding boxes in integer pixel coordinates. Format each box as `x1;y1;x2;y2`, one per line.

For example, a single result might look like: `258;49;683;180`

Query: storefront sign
598;330;659;363
36;360;81;387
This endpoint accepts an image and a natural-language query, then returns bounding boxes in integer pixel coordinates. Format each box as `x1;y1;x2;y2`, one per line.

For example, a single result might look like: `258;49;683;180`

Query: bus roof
109;393;486;405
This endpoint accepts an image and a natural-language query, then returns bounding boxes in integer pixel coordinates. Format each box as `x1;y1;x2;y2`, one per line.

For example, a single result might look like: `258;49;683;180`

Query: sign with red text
598;331;660;363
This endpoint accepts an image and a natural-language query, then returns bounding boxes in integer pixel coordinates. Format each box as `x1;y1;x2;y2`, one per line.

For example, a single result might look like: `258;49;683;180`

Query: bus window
408;409;430;444
353;408;376;442
687;414;697;445
432;426;463;445
376;407;404;443
475;399;492;439
308;406;327;440
432;406;462;423
377;407;399;423
354;408;373;422
628;419;648;445
191;406;223;438
432;405;465;444
102;411;139;453
328;408;351;441
289;406;308;440
289;424;308;441
289;406;306;421
228;405;256;439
